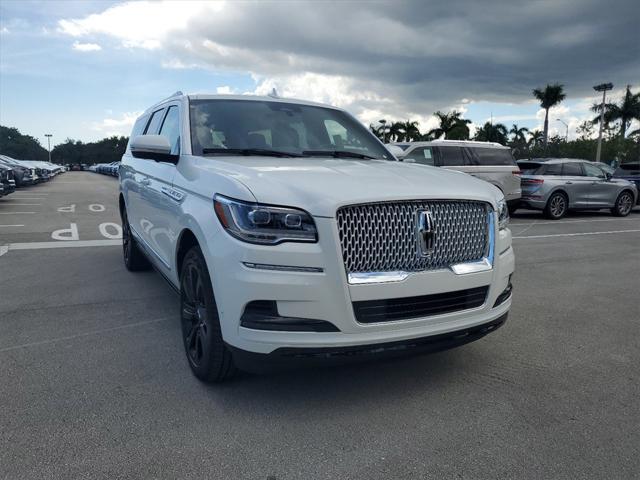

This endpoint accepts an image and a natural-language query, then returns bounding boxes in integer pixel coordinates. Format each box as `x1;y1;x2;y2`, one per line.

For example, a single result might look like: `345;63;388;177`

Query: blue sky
1;0;638;146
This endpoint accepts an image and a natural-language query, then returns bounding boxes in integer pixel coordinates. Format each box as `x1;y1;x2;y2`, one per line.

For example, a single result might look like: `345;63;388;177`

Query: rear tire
180;246;236;383
611;191;634;217
544;192;568;220
121;208;151;271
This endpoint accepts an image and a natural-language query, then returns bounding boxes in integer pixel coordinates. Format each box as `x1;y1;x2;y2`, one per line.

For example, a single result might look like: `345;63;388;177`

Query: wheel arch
176;228;201;278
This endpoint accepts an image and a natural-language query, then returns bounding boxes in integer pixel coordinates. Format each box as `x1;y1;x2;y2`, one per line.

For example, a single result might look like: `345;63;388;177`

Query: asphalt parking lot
1;172;639;479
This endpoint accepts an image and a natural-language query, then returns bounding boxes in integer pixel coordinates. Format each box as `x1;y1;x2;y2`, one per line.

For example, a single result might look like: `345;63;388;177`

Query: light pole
556;119;568;141
379;119;387;143
593;83;613;162
44;134;53;164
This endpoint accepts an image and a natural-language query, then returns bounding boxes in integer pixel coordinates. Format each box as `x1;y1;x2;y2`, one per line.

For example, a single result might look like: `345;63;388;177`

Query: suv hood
197;157;501;217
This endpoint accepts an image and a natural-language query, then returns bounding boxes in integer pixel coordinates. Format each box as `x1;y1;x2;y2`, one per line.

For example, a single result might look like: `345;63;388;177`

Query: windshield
189;99;391;159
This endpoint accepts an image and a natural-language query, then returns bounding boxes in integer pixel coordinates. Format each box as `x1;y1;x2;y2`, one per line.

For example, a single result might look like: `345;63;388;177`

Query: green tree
427;111;471;140
0;125;49;160
532;83;566;151
509;124;529;143
398;120;421;142
528;130;544;148
591;85;640;138
473;122;508;144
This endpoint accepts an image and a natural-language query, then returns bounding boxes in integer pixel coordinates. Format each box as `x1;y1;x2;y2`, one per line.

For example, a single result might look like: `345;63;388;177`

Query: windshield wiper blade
202;148;302;157
301;150;377;160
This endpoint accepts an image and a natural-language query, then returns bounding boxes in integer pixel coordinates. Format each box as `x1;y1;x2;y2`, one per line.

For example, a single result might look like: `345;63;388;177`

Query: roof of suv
142;91;341;116
390;140;509;149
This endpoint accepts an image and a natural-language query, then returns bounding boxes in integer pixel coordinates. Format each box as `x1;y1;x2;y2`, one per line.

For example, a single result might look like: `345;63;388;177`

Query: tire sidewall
180;246;229;381
546;192;567;219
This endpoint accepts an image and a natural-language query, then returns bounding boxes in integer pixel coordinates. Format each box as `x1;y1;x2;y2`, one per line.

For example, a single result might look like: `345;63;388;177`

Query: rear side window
438;146;465;166
562;163;584;176
159;106;181;155
405;146;435;166
469;148;516;166
145;109;166;135
543;163;563;175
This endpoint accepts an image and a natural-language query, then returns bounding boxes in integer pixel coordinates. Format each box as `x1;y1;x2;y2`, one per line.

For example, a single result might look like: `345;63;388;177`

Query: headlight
214;194;318;245
497;196;509;230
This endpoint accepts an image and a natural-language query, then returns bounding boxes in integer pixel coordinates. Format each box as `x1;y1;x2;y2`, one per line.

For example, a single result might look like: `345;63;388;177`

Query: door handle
565;181;573;185
140;178;151;186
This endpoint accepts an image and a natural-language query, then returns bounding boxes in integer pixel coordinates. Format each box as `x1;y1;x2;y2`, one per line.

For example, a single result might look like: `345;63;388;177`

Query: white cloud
58;1;223;50
216;86;234;94
72;41;102;52
91;111;142;137
0;26;9;35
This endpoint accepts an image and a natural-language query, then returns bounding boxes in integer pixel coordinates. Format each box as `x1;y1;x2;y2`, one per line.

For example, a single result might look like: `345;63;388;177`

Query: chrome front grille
336;200;490;274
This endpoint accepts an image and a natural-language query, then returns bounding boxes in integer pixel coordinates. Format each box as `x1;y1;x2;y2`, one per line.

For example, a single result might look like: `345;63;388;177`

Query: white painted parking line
2;198;44;200
0;225;24;227
0;246;7;257
7;239;121;251
514;229;640;239
3;203;41;206
0;212;35;214
511;217;640;227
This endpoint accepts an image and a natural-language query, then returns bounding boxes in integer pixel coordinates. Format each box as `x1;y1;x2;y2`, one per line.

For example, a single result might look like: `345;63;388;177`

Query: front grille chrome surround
336;200;492;281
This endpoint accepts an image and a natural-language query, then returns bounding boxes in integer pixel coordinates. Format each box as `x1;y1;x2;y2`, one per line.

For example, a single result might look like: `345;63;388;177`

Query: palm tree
427;111;472;140
473;122;509;144
398;120;421;142
528;130;544;148
509;124;529;143
532;83;566;150
591;85;640;138
388;122;404;142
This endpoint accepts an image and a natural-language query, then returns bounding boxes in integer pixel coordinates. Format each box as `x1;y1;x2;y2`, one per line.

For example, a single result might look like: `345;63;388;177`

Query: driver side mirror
131;135;179;164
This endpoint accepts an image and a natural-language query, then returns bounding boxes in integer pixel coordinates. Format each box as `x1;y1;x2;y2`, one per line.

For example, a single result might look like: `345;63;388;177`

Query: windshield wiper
202;148;302;157
301;150;377;160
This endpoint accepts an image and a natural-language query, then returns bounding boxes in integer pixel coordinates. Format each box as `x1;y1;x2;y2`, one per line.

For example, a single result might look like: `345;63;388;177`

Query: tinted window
583;163;604;177
470;148;516;166
543;163;563;175
562;163;584;176
189;99;391;159
145;109;165;135
159;106;180;155
616;163;640;175
518;162;544;174
438;146;465;166
405;146;435;166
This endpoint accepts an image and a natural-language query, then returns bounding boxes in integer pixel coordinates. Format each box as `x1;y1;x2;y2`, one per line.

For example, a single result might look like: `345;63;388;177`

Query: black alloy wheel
180;246;235;382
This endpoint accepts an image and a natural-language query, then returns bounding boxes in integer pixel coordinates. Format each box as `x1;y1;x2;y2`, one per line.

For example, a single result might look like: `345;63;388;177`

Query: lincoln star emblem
416;209;435;256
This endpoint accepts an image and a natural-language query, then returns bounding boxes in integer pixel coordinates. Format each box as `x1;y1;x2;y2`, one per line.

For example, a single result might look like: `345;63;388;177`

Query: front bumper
231;312;509;372
204;216;515;356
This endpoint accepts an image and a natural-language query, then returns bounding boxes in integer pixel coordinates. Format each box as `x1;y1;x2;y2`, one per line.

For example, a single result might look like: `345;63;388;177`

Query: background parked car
517;158;637;219
390;140;521;213
0;164;16;196
613;162;640;204
0;155;36;186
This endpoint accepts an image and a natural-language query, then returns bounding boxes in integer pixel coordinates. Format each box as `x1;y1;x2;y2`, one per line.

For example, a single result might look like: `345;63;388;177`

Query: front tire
544;192;568;220
611;191;634;217
121;208;151;271
180;246;236;383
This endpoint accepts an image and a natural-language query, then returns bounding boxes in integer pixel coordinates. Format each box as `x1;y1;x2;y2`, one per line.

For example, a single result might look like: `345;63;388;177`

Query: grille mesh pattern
336;200;489;273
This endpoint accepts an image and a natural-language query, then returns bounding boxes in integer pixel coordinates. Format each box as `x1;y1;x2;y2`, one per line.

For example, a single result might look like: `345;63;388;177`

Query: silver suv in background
518;158;638;219
390;140;521;213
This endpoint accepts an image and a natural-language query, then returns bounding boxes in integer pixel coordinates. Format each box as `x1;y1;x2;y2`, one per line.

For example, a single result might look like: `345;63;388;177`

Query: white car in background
390;140;522;214
119;93;515;382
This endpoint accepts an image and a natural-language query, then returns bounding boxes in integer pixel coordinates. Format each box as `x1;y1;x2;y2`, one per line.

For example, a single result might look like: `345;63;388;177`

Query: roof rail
159;90;184;103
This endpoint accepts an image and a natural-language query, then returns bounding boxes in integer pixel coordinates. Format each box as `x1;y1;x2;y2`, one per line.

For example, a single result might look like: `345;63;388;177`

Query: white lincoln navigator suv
119;92;514;382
